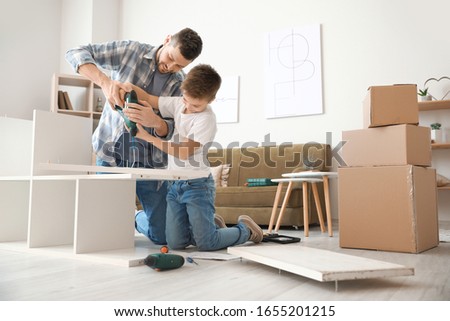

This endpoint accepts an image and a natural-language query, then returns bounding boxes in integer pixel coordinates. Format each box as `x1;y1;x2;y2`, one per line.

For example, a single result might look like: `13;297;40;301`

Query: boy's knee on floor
196;240;221;251
167;239;188;250
149;233;167;246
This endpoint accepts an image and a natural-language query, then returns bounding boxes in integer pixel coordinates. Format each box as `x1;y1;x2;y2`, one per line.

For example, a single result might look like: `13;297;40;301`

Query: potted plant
418;88;432;101
430;123;442;143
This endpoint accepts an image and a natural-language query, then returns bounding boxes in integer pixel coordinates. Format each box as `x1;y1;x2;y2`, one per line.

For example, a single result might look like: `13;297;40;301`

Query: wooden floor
0;222;449;301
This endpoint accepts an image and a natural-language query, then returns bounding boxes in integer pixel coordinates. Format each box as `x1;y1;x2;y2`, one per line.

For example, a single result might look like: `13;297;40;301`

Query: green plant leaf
418;88;429;96
431;123;441;130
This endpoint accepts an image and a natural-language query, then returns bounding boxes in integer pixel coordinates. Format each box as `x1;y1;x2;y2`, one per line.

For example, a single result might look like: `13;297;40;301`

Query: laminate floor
0;222;449;301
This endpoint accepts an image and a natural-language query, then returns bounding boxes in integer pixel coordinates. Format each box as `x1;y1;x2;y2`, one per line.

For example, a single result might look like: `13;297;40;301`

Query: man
65;28;203;245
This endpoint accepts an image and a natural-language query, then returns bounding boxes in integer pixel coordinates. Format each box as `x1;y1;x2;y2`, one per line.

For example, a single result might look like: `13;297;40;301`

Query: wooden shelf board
418;100;450;111
56;73;91;87
438;186;450;191
432;143;450;150
57;110;91;117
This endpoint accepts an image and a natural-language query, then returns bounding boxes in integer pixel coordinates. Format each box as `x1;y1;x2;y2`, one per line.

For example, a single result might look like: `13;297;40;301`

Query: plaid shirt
65;40;182;167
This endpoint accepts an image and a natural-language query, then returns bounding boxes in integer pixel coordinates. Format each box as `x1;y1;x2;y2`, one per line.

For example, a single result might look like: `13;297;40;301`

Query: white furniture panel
0;117;32;176
0;178;30;242
75;178;136;254
31;110;92;175
0;117;33;242
228;245;414;283
39;162;209;180
28;179;76;248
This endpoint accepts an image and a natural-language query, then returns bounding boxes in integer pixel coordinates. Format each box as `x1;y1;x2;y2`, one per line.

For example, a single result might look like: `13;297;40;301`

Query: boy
125;64;263;251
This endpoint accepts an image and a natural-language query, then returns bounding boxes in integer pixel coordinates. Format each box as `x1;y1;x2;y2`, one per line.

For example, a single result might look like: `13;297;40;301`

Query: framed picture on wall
264;24;323;119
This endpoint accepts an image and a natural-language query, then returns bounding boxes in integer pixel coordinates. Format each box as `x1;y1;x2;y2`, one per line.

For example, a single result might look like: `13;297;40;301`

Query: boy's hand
124;101;162;128
134;123;154;143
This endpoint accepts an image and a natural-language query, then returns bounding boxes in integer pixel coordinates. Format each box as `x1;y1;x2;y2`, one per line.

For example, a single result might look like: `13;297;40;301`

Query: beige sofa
207;143;331;227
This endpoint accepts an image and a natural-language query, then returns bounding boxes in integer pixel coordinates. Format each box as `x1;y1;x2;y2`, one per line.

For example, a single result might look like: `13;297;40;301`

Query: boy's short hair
181;64;222;102
171;28;203;61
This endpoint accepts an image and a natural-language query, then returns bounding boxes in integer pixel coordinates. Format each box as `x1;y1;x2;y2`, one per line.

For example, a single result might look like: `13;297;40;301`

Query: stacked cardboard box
339;84;439;253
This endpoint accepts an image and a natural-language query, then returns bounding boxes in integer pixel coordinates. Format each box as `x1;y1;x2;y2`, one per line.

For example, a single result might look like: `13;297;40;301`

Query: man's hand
103;80;134;110
77;64;133;110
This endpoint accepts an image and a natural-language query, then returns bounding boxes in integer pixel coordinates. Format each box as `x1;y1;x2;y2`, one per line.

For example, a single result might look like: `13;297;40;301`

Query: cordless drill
144;253;185;271
115;90;138;136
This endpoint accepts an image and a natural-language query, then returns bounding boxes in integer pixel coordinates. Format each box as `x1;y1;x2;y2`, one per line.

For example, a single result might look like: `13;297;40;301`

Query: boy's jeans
166;175;250;251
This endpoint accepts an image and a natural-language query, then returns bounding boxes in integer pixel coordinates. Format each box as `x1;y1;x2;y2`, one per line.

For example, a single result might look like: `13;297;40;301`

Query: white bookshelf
50;73;104;132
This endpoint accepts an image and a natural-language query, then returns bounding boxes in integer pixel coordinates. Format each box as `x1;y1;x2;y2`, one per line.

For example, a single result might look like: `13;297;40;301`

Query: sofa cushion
215;186;302;207
208;147;242;186
210;164;231;187
210;165;223;187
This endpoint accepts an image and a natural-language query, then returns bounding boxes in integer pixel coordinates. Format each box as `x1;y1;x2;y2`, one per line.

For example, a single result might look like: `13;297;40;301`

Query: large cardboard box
342;124;431;167
338;165;438;253
363;84;419;128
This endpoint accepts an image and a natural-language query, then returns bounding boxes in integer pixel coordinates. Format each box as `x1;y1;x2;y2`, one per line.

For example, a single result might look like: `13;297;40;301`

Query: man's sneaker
238;215;263;243
214;214;227;229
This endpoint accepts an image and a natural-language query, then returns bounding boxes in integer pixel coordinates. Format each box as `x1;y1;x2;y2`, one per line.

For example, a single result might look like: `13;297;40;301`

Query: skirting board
228;244;414;283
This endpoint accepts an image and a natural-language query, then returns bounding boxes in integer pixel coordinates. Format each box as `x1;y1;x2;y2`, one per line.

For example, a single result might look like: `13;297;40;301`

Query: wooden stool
268;177;325;237
282;171;338;237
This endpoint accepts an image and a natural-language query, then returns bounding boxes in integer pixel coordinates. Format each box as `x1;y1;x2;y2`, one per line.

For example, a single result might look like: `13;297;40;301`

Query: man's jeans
166;175;250;251
97;158;167;245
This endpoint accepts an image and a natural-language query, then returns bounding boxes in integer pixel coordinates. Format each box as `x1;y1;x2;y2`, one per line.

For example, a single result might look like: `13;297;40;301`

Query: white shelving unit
50;73;104;132
0;110;205;267
0;111;138;257
418;100;450;192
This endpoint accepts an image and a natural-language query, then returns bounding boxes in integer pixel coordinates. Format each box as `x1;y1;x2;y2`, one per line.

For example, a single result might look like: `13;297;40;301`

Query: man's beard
157;62;169;73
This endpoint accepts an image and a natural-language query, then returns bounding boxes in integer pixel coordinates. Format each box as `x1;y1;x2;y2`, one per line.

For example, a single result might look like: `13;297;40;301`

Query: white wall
59;0;121;74
59;0;93;74
91;0;120;43
0;0;61;120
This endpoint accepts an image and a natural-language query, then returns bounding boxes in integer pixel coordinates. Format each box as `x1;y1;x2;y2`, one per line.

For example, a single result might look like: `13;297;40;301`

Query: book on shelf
57;90;67;110
62;91;73;110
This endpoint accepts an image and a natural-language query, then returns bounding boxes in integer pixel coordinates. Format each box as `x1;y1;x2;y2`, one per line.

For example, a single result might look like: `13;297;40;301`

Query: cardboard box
342;124;431;167
363;84;419;128
338;165;438;253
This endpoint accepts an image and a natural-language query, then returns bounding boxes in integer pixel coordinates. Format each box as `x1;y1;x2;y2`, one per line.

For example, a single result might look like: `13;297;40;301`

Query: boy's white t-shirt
158;96;217;174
